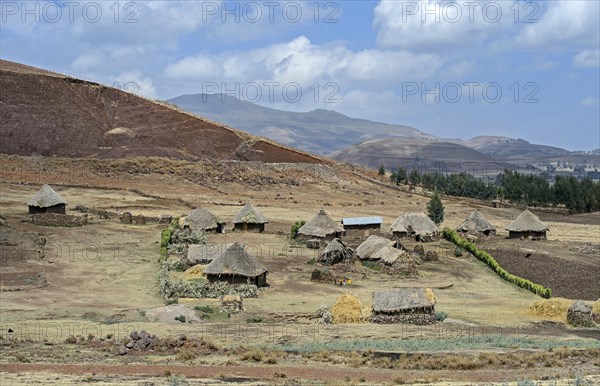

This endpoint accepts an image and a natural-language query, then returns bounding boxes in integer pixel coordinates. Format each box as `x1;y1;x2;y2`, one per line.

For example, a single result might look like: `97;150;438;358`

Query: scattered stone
117;345;128;355
567;301;594;327
121;212;133;224
424;250;439;262
414;244;425;256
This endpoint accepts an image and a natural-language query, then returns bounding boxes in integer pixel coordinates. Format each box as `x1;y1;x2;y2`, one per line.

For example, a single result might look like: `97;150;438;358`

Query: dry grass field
0;155;599;385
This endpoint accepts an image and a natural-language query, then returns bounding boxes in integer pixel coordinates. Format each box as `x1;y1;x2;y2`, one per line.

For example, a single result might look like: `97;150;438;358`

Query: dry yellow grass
528;298;573;321
183;264;205;280
592;299;600;315
332;293;364;324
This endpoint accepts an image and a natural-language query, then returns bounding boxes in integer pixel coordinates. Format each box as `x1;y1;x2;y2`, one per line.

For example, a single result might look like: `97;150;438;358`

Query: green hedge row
442;228;552;299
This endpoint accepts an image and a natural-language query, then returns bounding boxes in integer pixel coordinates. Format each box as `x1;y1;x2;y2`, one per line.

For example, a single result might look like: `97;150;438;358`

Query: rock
125;341;135;349
117;345;128;355
138;330;148;340
567;301;594;327
129;331;139;340
179;335;187;341
121;212;133;224
424;251;439;262
414;244;425;256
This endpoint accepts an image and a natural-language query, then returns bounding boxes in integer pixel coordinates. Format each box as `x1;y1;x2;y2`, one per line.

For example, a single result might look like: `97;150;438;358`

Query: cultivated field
0;155;599;385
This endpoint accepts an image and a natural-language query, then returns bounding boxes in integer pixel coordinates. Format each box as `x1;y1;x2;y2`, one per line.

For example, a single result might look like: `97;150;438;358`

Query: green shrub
442;228;551;298
361;260;381;271
194;305;214;313
174;315;186;323
435;311;447;321
454;246;463;257
246;316;264;323
290;220;306;239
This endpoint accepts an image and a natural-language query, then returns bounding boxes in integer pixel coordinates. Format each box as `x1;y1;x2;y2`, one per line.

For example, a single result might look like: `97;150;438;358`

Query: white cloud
516;1;600;49
574;50;600;68
164;36;444;91
580;97;600;107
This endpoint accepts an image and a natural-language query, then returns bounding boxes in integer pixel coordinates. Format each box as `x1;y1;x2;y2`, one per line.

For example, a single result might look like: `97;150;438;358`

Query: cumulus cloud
574;50;600;68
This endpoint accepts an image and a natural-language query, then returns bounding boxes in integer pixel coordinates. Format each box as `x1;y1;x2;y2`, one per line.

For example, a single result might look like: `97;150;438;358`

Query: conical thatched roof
27;184;66;208
371;245;408;265
390;213;438;237
318;238;355;265
203;242;267;277
184;207;224;231
298;209;343;238
506;210;548;232
356;235;394;260
372;288;436;313
186;243;232;264
457;211;496;233
232;203;268;224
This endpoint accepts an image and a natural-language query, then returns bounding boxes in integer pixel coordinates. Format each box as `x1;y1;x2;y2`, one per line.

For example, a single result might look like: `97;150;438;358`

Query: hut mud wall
233;223;265;233
344;224;381;238
28;203;66;214
207;273;268;287
508;230;547;240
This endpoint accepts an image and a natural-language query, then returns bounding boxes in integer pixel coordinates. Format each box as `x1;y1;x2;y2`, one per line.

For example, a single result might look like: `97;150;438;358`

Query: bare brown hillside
0;60;325;164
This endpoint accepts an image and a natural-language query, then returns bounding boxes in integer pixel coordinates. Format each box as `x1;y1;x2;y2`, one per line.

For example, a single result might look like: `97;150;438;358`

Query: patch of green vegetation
251;335;600;353
246;316;264;323
306;258;316;265
443;228;552;298
290;220;306;240
361;260;381;271
174;315;186;323
194;305;214;313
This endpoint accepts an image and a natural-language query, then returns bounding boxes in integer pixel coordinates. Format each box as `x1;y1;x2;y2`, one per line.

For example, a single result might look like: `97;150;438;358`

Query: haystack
457;211;496;235
390;213;438;241
183;265;205;280
318;238;355;265
370;288;437;324
506;210;548;239
356;235;394;260
183;207;225;233
331;294;364;324
232;203;268;232
27;184;67;214
528;298;572;321
297;209;344;241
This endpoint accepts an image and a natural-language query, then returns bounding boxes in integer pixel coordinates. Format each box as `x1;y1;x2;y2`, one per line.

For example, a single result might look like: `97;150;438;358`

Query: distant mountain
459;136;571;160
167;93;438;155
0;60;323;164
328;137;513;172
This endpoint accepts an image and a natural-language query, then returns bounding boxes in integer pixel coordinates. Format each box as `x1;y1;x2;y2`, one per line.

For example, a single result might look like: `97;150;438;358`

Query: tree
396;167;407;185
409;168;421;186
378;164;385;180
427;191;445;224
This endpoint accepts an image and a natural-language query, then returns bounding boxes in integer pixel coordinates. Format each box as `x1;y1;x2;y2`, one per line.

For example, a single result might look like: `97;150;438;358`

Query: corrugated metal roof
341;217;383;226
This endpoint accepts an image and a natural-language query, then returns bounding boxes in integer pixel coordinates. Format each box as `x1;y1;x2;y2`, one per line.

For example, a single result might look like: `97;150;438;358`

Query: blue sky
1;0;599;150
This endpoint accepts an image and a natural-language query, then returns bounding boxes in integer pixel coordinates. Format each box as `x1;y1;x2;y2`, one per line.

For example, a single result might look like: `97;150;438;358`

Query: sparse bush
246;316;264;323
176;349;197;362
194;305;214;313
435;311;447;322
64;335;77;344
241;349;265;362
361;260;381;271
165;298;179;305
306;258;316;265
174;315;186;323
290;220;306;239
454;246;463;257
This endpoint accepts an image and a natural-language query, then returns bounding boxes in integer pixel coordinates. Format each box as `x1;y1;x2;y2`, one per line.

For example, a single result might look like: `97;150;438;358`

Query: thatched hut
183;207;225;233
341;217;383;238
370;288;437;324
506;210;548;240
232;203;268;233
27;185;67;214
356;235;394;260
390;213;438;241
457;211;496;236
203;242;268;287
186;243;231;265
298;209;344;241
318;238;355;265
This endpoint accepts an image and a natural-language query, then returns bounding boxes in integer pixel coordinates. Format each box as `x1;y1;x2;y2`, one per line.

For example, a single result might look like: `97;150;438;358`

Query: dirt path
0;363;595;384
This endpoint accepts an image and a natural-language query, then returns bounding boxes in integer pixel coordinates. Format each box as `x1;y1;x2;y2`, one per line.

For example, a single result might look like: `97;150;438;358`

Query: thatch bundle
27;184;66;208
318;238;355;265
457;211;496;235
233;203;268;224
528;298;572;321
390;213;438;240
507;210;548;232
331;294;365;324
298;209;344;239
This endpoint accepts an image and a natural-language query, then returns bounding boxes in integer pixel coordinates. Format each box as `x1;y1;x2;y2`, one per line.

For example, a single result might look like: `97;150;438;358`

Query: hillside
0;60;324;164
462;136;571;160
168;93;437;155
328;137;511;172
